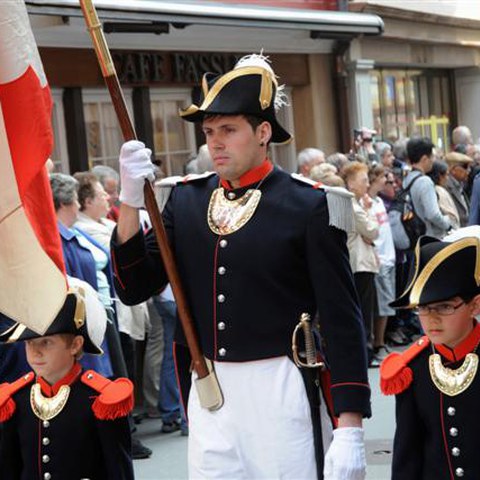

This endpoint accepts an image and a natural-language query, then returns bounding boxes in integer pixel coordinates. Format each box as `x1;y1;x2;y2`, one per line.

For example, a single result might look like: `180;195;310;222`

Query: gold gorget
30;383;71;421
429;352;479;396
207;187;262;235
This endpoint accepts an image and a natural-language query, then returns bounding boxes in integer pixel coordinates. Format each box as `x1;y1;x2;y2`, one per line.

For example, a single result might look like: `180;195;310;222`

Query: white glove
323;427;366;480
118;140;155;208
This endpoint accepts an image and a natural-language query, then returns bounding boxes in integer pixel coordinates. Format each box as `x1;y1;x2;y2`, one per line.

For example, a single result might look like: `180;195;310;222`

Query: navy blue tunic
112;167;371;417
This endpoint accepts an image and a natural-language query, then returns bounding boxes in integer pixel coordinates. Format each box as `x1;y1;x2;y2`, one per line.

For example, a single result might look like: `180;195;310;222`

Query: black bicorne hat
180;56;292;144
391;235;480;309
0;284;105;355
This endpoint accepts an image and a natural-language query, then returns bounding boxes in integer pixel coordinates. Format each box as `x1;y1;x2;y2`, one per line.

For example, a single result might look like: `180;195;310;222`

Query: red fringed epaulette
81;370;134;420
380;336;430;395
0;372;35;422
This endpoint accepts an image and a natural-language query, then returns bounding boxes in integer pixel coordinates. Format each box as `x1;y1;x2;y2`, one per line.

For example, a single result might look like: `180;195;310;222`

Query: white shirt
371;196;396;267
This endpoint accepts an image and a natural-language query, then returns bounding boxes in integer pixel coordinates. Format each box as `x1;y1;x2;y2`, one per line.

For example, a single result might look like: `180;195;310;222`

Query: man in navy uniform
111;54;370;479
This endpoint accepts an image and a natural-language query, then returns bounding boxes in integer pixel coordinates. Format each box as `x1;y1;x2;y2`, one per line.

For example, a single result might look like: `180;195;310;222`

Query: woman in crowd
50;173;114;377
427;159;460;230
73;172;149;381
368;165;397;361
342;162;380;367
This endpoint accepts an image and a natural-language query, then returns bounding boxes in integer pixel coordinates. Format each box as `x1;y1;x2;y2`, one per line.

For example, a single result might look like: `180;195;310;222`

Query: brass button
219;239;228;248
218;348;227;357
44;473;52;480
43;420;50;428
218;266;226;275
42;455;50;463
447;407;456;416
452;447;460;457
449;427;458;437
217;294;225;303
42;437;50;446
218;322;226;331
455;467;464;477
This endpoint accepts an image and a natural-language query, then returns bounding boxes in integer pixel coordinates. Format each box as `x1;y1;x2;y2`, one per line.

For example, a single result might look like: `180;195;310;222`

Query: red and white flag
0;1;67;334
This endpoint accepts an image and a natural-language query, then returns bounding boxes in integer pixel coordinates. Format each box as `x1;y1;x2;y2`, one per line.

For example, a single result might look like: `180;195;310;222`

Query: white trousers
188;356;332;480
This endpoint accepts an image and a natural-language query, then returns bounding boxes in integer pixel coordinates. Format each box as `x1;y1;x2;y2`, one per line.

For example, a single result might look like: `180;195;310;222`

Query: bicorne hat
391;234;480;309
0;278;107;355
180;54;292;144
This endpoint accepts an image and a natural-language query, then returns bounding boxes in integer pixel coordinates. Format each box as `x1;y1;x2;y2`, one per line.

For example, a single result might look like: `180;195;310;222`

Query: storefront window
150;89;196;176
83;89;132;172
371;69;452;150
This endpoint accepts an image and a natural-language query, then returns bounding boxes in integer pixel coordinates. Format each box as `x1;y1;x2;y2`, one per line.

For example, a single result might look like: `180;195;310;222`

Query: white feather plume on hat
234;52;289;111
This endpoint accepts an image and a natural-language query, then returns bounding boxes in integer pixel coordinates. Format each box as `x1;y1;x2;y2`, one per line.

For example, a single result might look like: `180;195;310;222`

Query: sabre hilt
292;313;325;369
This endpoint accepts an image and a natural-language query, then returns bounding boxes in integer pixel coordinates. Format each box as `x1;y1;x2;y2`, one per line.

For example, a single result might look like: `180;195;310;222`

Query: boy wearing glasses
381;233;480;479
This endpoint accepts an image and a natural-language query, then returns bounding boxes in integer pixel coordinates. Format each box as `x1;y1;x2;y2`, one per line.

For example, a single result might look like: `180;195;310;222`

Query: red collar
436;322;480;362
37;362;82;397
220;159;273;190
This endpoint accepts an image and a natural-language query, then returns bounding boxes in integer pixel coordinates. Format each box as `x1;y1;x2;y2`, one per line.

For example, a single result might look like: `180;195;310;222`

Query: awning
26;0;384;38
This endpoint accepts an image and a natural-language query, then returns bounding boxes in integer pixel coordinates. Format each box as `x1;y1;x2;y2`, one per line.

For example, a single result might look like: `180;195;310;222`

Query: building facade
27;0;382;175
348;0;480;150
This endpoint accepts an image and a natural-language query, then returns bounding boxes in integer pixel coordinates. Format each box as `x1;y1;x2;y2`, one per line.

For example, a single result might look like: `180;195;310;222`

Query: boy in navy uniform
381;230;480;479
112;54;370;479
0;280;135;480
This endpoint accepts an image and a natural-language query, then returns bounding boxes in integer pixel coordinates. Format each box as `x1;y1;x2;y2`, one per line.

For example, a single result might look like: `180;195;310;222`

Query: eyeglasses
414;301;465;316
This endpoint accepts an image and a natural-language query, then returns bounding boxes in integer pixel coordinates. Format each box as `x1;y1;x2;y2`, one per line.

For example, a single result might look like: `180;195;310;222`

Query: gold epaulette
0;372;35;422
81;370;134;420
380;336;430;395
290;173;354;233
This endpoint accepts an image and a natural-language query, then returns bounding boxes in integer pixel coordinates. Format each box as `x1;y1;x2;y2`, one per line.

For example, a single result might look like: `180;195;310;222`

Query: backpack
388;173;426;251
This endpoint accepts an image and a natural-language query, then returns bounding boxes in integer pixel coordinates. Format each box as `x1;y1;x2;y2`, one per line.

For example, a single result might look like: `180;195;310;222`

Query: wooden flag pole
79;0;211;381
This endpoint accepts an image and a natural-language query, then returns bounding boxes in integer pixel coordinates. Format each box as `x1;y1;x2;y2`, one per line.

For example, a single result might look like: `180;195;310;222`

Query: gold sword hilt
292;313;325;369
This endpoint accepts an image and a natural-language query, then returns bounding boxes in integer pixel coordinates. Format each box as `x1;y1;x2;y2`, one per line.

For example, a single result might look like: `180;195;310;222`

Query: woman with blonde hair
342;162;380;367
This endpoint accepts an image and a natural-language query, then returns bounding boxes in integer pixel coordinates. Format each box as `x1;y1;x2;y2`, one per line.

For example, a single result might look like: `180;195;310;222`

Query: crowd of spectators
297;124;480;366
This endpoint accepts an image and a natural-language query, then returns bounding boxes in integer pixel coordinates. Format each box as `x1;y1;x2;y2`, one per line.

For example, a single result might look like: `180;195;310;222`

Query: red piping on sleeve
111;252;125;291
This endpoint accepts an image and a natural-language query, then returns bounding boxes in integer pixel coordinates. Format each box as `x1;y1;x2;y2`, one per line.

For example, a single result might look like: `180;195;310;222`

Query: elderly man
374;142;394;168
452;125;473;147
111;54;370;480
445;151;473;227
91;165;121;221
297;147;325;177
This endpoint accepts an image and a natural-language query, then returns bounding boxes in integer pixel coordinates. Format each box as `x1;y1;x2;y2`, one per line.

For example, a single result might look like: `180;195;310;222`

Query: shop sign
112;51;238;85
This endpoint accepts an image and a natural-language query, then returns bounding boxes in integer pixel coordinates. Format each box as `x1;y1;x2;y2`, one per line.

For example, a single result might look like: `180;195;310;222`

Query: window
50;89;69;173
370;69;452;150
83;89;133;172
150;89;196;176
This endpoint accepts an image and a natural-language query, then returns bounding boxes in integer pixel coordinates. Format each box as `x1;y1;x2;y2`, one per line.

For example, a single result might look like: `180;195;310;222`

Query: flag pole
79;0;212;384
